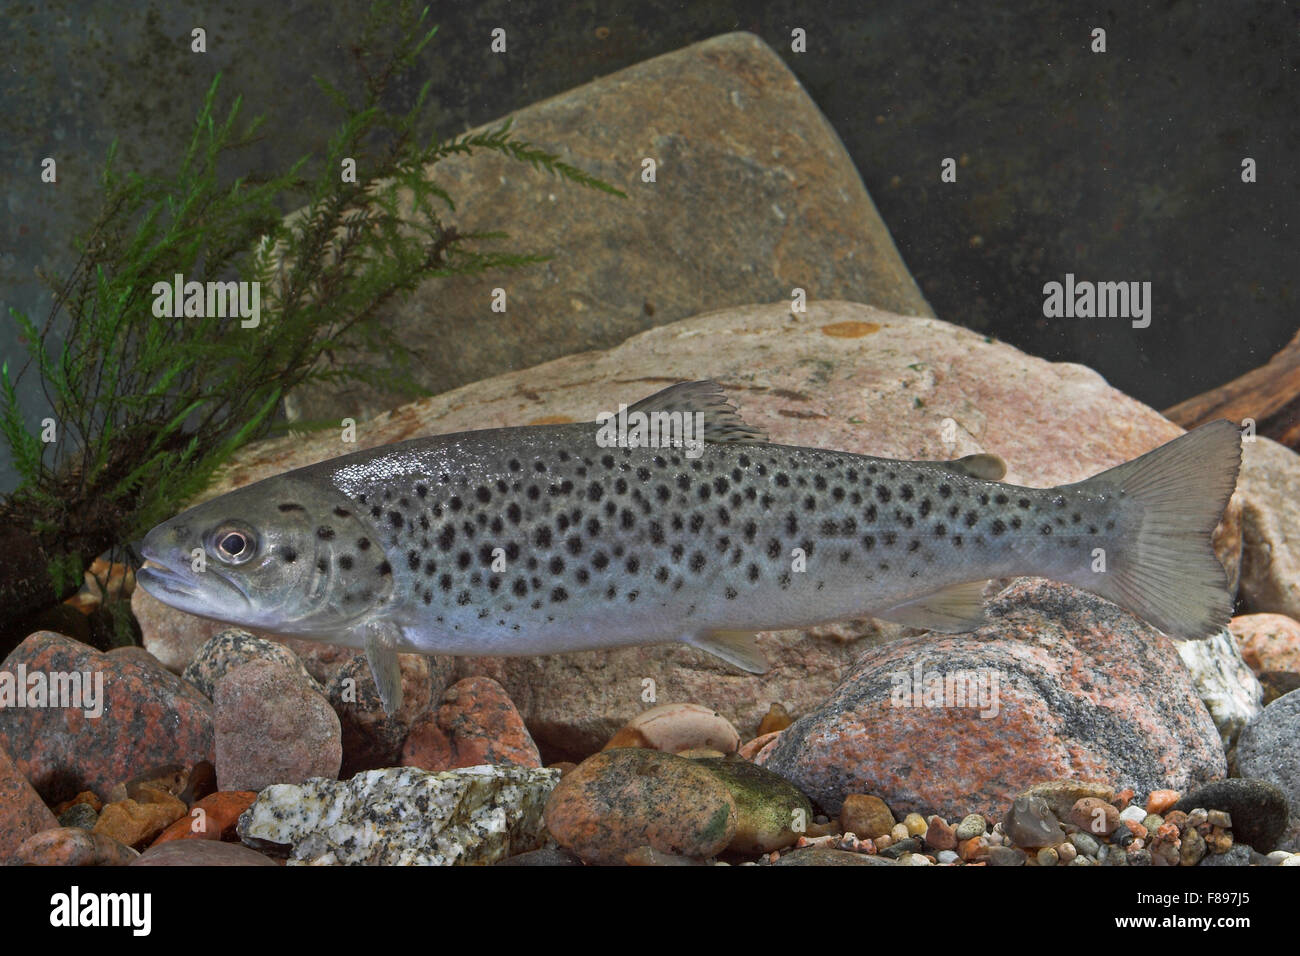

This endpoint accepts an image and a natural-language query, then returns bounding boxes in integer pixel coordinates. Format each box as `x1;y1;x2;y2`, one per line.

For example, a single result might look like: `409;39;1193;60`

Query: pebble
839;793;896;839
772;847;898;866
545;748;736;865
954;813;987;841
93;791;187;849
925;816;957;851
603;702;741;754
1207;809;1232;828
14;827;139;865
214;660;342;791
131;840;278;866
1057;840;1077;863
1146;789;1180;815
903;812;928;836
695;756;813;854
1069;797;1119;836
1070;832;1101;857
1119;804;1148;825
890;822;910;842
1142;813;1164;832
879;837;920;860
757;703;793;736
937;850;960;864
1173;778;1290;852
1180;832;1206;868
57;803;98;831
738;731;782;761
150;790;257;844
1003;794;1066;848
986;845;1027;866
495;847;585;866
1037;846;1059;866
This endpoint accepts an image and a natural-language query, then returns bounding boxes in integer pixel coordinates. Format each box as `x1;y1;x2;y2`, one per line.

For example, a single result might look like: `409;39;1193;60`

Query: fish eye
210;524;258;565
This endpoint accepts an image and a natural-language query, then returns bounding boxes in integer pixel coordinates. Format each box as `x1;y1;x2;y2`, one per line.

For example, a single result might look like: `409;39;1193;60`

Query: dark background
2;0;1296;492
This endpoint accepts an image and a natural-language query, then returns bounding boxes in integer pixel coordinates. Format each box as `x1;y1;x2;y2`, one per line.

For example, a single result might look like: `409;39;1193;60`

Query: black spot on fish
534;527;552;548
333;507;351;518
689;552;706;572
938;483;952;498
592;551;609;570
1041;524;1053;535
388;511;403;528
279;546;297;563
338;555;354;570
877;485;892;504
991;519;1006;535
407;551;420;571
278;503;305;513
457;551;472;570
377;560;392;576
317;526;335;540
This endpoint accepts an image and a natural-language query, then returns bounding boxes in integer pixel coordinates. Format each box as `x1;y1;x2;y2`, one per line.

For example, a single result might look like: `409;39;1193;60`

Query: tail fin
1075;420;1241;639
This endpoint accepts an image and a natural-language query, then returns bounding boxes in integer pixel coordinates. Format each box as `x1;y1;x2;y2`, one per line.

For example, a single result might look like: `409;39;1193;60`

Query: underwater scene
0;0;1296;904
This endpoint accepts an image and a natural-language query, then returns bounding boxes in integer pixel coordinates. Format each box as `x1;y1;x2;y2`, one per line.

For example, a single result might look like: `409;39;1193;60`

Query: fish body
138;382;1242;713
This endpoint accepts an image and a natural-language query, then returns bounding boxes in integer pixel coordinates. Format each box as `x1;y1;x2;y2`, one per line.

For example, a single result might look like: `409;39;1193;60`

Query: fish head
137;475;391;635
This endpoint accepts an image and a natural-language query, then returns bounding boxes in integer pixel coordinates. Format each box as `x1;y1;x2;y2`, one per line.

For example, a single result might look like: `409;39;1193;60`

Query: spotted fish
137;381;1242;714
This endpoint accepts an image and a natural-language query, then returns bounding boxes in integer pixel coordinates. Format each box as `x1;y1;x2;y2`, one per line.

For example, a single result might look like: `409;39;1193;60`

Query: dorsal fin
624;381;767;444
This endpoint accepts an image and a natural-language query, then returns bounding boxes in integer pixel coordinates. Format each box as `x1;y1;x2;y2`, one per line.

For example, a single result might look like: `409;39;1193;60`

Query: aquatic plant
0;1;624;640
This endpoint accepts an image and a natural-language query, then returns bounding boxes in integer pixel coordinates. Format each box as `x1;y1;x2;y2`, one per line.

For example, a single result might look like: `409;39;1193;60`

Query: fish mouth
136;549;250;617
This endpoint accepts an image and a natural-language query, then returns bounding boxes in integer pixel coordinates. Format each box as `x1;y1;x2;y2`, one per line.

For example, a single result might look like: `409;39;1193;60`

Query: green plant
0;1;624;636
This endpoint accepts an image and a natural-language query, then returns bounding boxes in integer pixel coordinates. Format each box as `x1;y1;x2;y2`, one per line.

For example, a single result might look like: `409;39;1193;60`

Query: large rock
1237;437;1300;619
1235;690;1300;850
756;578;1227;819
134;300;1244;757
0;632;213;804
1175;629;1263;751
0;742;58;864
214;660;342;791
282;31;933;424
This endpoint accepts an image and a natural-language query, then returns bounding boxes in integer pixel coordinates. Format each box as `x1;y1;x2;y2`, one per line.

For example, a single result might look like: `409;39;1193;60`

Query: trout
138;381;1242;714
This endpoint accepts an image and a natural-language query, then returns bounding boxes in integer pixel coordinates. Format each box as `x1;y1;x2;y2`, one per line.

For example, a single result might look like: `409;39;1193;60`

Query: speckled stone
57;802;98;831
14;826;139;865
326;653;452;776
1238;438;1300;621
544;748;737;865
183;629;322;699
214;660;341;791
238;765;558;865
0;742;58;863
695;757;813;853
132;839;278;866
757;580;1226;819
1176;629;1263;750
0;632;213;804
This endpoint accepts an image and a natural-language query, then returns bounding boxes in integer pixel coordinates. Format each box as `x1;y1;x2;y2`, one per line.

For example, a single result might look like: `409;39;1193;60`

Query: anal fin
686;630;769;673
364;619;404;716
874;580;992;633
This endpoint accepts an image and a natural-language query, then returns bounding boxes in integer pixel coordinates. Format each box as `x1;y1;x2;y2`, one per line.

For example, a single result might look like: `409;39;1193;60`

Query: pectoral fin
686;629;769;673
364;619;404;716
875;580;992;633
